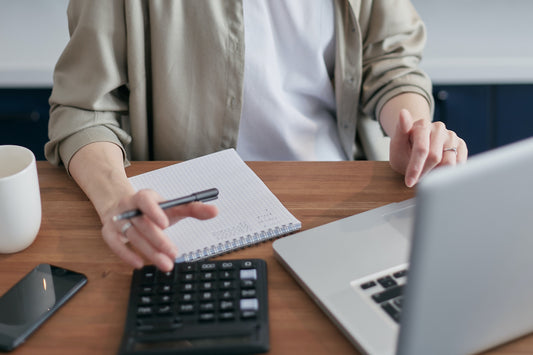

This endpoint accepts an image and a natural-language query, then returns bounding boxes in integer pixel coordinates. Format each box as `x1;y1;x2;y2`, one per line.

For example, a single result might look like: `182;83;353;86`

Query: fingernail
161;257;174;272
134;259;144;269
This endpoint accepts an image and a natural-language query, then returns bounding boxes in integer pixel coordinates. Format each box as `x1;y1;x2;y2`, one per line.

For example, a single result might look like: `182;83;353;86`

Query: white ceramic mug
0;145;42;253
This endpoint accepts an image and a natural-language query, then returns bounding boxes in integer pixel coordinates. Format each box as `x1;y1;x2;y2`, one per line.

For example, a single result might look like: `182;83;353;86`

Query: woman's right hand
67;142;218;272
101;189;218;272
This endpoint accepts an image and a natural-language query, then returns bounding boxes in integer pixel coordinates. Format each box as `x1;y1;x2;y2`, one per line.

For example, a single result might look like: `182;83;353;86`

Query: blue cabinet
494;85;533;147
433;84;533;156
1;85;532;160
0;88;52;160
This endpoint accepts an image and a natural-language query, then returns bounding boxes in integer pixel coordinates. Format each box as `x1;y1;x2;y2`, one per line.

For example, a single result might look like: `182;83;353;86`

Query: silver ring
443;147;458;155
121;221;133;235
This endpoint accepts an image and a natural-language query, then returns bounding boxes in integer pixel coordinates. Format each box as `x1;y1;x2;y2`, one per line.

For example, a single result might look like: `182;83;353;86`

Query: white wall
411;0;533;84
0;0;69;87
0;0;532;86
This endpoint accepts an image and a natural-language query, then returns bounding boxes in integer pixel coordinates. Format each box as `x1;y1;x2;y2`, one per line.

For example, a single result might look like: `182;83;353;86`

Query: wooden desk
0;161;530;354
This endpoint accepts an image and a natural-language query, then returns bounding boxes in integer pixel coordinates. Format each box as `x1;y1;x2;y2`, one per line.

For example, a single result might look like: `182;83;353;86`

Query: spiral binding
179;222;301;263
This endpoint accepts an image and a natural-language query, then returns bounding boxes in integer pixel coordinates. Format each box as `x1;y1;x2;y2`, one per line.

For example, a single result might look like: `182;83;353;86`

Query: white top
236;0;347;161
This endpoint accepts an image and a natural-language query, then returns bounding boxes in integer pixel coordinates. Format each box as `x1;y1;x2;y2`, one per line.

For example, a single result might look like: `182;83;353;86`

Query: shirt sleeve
359;0;434;121
45;0;131;171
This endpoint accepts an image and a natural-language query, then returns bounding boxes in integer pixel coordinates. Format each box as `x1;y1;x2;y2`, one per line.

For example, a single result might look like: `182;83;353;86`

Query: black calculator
117;259;269;355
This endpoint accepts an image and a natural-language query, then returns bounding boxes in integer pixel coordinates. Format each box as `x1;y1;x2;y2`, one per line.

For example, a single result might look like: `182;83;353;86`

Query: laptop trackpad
383;202;415;242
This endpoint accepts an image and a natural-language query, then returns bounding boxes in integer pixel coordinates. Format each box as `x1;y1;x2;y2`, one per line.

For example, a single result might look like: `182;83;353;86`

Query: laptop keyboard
354;264;408;324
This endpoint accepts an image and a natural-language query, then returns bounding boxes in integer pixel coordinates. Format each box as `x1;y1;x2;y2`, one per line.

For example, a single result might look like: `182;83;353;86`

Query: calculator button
139;296;153;305
180;293;193;302
200;262;216;271
241;260;253;268
141;269;156;285
220;261;235;270
178;263;195;272
219;290;234;299
199;313;215;322
157;305;172;316
241;289;256;298
200;282;214;291
240;298;259;311
158;295;172;304
220;280;235;289
178;303;196;314
180;273;195;282
219;312;235;321
241;311;257;319
178;304;195;314
139;286;154;294
200;292;214;301
201;302;216;311
220;300;235;311
158;271;175;284
181;283;194;292
241;279;255;288
201;272;215;280
220;270;235;279
157;284;174;294
240;269;257;280
137;306;153;317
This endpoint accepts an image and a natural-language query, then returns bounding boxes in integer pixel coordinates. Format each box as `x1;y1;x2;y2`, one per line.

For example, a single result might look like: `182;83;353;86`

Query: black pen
112;188;219;222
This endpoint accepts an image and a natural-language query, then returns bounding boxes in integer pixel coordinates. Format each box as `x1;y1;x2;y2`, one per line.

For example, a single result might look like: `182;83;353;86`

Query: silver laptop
273;137;533;355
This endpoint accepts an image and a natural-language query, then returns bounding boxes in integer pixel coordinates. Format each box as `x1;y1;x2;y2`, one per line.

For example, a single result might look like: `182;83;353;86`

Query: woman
46;0;467;271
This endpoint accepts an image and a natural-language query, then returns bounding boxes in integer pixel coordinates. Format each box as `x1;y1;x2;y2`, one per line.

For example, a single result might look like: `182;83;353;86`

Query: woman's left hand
389;109;468;187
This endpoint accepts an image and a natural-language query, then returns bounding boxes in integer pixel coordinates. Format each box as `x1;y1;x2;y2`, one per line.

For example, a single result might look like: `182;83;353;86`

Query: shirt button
229;97;240;109
230;39;240;53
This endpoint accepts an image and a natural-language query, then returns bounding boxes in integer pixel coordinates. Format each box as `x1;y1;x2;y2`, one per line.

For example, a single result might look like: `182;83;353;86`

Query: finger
425;122;453;170
118;220;134;244
130;203;217;268
404;119;431;187
130;215;179;259
102;223;144;269
131;189;169;229
439;131;460;167
457;138;468;163
166;202;219;225
395;109;414;141
124;221;176;272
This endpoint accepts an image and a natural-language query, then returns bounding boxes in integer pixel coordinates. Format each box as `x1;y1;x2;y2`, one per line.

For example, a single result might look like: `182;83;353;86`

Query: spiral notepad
128;149;302;262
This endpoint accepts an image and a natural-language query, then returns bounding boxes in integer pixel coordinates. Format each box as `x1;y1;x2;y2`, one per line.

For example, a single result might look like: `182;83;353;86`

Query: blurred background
0;0;532;160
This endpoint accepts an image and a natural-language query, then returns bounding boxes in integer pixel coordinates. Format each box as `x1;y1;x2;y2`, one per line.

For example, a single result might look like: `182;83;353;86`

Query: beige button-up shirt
45;0;433;169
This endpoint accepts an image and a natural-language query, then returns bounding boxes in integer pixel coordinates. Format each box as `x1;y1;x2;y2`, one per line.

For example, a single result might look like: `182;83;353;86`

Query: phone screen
0;264;87;351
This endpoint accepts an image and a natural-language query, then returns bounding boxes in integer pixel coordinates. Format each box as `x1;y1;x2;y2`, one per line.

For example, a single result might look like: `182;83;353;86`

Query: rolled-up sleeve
359;0;434;120
45;0;131;169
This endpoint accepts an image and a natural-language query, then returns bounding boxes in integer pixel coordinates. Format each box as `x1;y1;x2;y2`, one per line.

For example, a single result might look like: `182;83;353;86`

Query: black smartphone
0;264;87;351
